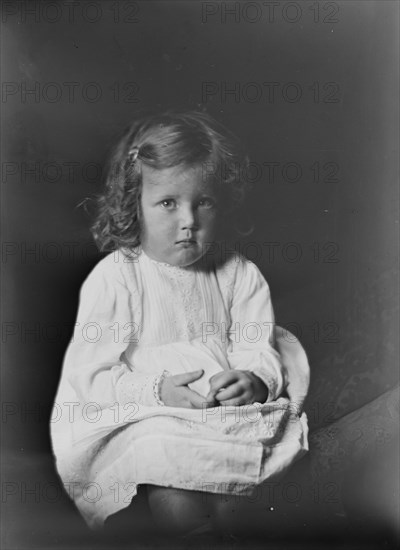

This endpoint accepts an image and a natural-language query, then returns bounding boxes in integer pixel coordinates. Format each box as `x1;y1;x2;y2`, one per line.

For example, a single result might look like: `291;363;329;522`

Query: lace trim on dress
116;369;161;407
153;370;169;406
148;258;204;340
252;361;283;402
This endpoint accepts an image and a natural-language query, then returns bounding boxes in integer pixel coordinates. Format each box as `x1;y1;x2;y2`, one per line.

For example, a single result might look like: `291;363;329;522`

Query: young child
51;110;309;537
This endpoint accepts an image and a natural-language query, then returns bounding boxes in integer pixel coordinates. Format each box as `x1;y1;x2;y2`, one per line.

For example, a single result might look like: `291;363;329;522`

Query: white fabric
50;247;309;529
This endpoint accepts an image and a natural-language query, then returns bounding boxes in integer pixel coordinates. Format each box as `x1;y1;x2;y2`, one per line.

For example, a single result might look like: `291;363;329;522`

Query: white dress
50;247;309;529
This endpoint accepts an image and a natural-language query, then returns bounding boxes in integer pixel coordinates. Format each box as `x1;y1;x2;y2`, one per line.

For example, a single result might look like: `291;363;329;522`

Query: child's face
140;164;218;267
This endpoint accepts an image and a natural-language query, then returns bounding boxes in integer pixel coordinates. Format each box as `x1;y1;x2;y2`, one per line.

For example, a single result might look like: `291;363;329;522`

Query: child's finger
219;397;247;407
205;389;218;402
184;387;218;409
184;388;210;409
172;370;204;386
215;383;242;402
204;394;214;405
208;371;238;392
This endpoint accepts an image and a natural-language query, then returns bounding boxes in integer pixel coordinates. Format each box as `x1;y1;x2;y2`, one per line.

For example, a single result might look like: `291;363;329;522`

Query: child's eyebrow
151;189;216;198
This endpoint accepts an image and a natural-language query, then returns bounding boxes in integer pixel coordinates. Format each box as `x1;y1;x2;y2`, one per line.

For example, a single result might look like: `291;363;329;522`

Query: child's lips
176;239;197;247
176;237;196;244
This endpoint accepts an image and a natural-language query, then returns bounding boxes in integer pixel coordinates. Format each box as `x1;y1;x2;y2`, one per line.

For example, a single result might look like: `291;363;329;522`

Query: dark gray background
1;0;399;546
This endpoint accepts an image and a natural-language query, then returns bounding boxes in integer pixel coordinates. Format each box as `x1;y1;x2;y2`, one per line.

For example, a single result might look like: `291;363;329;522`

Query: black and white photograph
1;1;399;548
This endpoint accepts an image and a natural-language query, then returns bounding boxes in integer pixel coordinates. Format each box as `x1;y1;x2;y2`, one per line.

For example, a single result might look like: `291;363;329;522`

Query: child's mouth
176;239;197;247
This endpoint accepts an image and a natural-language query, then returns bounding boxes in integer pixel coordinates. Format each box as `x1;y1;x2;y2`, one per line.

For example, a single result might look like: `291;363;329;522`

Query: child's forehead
141;164;213;191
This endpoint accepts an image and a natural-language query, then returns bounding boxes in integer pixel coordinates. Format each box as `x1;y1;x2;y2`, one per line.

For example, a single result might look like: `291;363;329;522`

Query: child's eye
160;199;176;209
198;198;216;209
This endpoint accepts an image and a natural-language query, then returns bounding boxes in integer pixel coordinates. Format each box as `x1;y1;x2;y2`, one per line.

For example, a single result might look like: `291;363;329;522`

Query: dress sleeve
227;258;285;403
64;258;161;408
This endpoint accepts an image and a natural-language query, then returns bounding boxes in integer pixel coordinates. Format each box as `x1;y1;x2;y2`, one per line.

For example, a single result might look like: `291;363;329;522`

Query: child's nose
180;205;197;229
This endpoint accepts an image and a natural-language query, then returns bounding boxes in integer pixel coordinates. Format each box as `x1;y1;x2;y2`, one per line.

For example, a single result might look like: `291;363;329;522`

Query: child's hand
206;370;268;406
159;370;217;409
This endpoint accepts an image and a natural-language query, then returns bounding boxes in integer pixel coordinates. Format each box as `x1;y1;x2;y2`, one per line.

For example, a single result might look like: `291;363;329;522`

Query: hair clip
128;146;140;162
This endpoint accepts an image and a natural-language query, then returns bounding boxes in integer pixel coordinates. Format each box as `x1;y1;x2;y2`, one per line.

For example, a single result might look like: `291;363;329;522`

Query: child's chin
173;248;203;267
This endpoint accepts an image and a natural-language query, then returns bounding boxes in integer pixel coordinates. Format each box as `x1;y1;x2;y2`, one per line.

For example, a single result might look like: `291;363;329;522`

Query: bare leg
146;485;212;535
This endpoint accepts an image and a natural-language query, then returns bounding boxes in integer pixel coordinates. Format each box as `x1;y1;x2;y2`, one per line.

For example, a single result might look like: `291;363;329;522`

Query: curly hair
91;109;250;252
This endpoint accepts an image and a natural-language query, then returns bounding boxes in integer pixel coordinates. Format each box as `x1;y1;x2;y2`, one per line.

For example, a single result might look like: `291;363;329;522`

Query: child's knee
147;486;181;517
147;486;208;534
